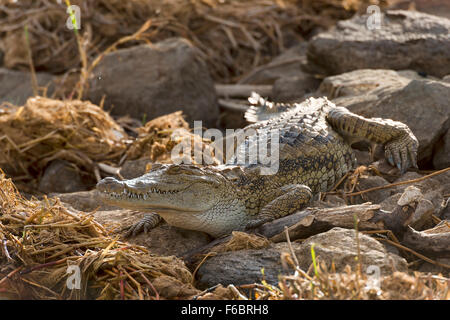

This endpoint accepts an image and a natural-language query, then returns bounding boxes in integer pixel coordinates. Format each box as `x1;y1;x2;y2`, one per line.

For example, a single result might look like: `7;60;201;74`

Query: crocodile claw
125;212;162;238
384;133;419;174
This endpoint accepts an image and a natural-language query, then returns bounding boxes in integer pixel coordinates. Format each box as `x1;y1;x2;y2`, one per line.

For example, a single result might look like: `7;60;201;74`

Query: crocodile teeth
111;188;180;198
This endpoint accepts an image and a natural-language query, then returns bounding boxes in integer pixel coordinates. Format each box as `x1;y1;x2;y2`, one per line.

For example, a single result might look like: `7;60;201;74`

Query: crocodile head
97;163;238;214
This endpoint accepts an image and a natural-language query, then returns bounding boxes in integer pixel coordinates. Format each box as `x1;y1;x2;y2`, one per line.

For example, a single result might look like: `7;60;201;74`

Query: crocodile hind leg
125;212;162;237
326;107;419;173
245;184;312;230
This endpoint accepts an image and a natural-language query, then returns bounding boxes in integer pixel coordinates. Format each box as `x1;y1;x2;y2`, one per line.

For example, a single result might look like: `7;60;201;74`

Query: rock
423;191;445;217
195;285;235;300
318;69;450;163
444;75;450;83
377;186;441;231
294;228;408;275
119;159;151;179
151;275;199;299
370;159;403;182
417;258;450;276
196;228;408;288
353;149;372;167
442;203;450;220
317;69;412;103
38;160;90;194
355;175;391;204
380;193;402;212
271;74;320;102
397;186;434;230
130;222;211;257
307;10;450;78
391;172;424;194
239;43;308;85
93;209;210;257
217;107;248;130
397;185;423;206
320;195;347;207
433;129;450;169
393;171;448;196
88;38;219;127
196;244;289;289
388;0;450;19
0;68;54;106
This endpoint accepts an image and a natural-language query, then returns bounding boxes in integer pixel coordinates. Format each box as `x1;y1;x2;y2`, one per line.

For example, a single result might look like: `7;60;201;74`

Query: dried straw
0;170;198;299
0;0;387;84
0;97;128;182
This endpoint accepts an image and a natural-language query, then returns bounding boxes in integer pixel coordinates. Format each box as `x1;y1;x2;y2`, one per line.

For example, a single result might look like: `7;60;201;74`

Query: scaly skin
97;95;418;237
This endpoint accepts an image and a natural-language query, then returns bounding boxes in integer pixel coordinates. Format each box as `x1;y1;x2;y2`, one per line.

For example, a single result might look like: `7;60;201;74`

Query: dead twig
326;167;450;197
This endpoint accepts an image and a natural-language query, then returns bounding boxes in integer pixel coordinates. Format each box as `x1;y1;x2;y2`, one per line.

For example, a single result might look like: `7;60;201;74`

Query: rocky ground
0;1;449;300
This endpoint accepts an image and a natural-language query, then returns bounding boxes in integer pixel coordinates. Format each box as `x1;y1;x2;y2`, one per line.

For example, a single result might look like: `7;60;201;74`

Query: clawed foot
385;132;419;174
124;212;162;238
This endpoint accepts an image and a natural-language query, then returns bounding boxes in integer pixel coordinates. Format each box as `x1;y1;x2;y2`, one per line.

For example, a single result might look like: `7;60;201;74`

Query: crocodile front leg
245;184;312;229
125;212;162;237
326;107;419;173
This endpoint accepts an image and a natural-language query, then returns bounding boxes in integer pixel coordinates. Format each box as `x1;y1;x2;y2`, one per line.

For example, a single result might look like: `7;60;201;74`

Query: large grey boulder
38;160;90;194
196;228;407;288
0;68;54;106
307;10;450;78
433;129;450;169
88;38;219;127
239;43;308;85
196;245;288;289
272;74;320;102
295;228;408;275
317;69;450;163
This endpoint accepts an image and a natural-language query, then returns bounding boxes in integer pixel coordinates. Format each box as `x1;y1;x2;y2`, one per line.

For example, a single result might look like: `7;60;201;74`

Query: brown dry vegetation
0;171;198;299
0;0;386;86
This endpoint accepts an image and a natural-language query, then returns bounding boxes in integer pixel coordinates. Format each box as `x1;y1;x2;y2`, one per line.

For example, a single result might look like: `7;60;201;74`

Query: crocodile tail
245;92;292;123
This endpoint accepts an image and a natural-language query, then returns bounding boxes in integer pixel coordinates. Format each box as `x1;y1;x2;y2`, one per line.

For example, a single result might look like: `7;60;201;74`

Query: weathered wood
217;99;249;112
402;223;450;257
370;204;416;236
262;204;383;242
215;84;272;98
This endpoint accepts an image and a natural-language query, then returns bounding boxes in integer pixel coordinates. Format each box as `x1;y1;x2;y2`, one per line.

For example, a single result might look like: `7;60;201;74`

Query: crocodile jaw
96;168;248;237
97;176;215;213
96;164;235;213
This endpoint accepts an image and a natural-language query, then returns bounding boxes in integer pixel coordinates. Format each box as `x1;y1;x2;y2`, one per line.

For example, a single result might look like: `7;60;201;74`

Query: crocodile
97;94;418;238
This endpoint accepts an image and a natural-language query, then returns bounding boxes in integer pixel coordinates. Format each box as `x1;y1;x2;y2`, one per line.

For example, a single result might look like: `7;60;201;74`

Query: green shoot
311;243;319;278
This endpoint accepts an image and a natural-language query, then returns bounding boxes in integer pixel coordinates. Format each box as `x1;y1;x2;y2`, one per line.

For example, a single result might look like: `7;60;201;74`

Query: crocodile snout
97;176;124;194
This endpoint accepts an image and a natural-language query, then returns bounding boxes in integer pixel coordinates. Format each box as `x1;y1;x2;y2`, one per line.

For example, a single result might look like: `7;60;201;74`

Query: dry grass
0;170;199;299
0;0;387;86
0;98;213;191
202;255;450;300
126;111;216;166
193;254;450;300
271;262;450;300
0;97;128;186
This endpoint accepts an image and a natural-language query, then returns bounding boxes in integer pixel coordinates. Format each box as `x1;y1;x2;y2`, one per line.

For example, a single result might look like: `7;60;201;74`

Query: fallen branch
325;167;450;197
262;204;382;242
218;99;250;112
215;84;272;98
402;224;450;257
